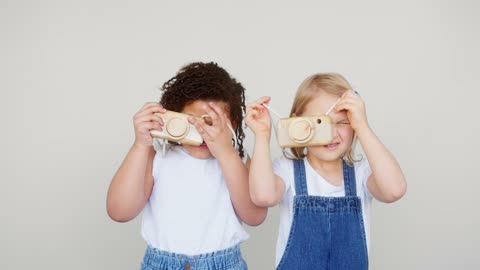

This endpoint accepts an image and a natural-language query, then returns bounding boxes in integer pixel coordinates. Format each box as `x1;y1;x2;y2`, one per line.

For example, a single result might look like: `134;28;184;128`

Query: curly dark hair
159;62;247;158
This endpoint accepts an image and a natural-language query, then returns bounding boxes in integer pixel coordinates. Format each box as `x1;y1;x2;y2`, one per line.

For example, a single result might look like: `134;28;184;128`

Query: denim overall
141;244;247;270
277;160;368;270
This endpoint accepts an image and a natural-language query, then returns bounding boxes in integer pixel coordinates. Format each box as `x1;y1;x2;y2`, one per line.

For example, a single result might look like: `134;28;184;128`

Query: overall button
185;262;191;270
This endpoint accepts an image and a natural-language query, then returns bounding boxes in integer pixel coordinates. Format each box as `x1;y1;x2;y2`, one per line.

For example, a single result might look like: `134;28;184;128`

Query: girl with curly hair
107;62;266;270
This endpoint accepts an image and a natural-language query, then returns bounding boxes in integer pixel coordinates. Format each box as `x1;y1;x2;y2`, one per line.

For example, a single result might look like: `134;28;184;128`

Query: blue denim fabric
277;160;368;270
140;244;247;270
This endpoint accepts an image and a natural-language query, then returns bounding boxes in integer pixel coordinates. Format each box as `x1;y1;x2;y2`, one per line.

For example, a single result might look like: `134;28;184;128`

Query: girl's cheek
336;124;354;137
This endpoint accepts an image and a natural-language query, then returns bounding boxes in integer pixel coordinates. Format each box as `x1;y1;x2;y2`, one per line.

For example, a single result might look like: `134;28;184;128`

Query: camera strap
325;97;342;115
227;124;237;150
261;103;290;151
259;103;298;159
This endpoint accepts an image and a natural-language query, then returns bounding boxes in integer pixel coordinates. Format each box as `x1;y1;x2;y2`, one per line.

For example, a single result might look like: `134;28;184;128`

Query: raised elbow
241;208;268;226
106;200;138;223
243;214;266;227
107;206;134;223
382;182;407;203
251;192;279;208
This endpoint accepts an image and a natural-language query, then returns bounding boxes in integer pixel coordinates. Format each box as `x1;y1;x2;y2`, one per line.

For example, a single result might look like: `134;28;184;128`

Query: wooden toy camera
149;111;203;146
276;115;333;148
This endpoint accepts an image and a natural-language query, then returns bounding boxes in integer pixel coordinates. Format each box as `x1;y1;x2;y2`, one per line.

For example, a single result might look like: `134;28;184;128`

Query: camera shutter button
166;117;189;139
288;119;314;143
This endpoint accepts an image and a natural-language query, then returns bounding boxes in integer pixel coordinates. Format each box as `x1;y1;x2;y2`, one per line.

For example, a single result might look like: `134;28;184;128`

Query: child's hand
334;91;369;132
245;96;272;137
133;102;166;148
188;102;234;158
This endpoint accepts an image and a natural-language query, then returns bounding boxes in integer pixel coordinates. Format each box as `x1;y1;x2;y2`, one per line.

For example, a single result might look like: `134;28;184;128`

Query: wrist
132;141;153;152
355;124;372;139
254;131;271;142
214;145;238;161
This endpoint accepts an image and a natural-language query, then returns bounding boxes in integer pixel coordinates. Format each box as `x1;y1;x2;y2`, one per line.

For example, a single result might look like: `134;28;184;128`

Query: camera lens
316;118;322;124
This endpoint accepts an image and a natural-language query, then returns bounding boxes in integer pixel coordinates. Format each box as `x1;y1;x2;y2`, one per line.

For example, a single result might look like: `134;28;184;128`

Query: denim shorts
140;244;248;270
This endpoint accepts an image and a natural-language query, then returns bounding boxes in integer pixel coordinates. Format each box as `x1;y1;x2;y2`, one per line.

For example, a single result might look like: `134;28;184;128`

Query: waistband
142;244;243;270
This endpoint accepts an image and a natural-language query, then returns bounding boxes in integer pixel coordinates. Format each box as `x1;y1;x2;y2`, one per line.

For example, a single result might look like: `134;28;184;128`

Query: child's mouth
325;142;339;151
199;141;209;149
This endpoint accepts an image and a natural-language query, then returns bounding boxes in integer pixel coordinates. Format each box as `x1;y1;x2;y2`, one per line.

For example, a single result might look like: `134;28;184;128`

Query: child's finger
138;121;158;132
247;104;268;119
135;114;164;126
151;113;165;126
137;102;162;114
196;123;213;141
189;117;213;140
255;96;271;105
334;96;358;111
139;102;158;110
247;103;265;111
203;103;221;125
246;108;259;118
340;96;364;111
346;91;363;102
247;96;269;105
334;104;350;114
208;102;228;126
135;108;164;122
152;121;163;131
334;102;357;114
136;105;166;118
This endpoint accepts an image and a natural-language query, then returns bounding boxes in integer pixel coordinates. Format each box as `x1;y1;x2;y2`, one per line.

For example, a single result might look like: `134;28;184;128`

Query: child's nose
331;123;339;136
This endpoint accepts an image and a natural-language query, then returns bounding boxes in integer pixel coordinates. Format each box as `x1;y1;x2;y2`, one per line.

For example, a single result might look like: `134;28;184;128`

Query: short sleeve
355;157;373;200
272;156;293;194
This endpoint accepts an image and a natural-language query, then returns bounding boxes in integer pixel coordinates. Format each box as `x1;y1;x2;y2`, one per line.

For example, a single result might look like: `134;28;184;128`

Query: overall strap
342;160;357;196
293;159;309;195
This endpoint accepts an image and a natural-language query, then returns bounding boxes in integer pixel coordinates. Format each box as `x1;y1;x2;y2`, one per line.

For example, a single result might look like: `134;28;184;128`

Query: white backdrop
2;0;479;269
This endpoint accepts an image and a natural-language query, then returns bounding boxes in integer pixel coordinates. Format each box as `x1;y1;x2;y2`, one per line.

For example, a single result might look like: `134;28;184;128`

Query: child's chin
307;146;344;161
184;145;213;159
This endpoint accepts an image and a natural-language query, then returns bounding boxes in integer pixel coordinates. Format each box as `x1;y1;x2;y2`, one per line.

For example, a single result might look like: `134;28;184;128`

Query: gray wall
2;0;479;269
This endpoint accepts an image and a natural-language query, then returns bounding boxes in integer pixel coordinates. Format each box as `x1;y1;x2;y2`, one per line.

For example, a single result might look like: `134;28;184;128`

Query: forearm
107;143;153;221
216;148;267;226
357;126;407;202
249;134;281;207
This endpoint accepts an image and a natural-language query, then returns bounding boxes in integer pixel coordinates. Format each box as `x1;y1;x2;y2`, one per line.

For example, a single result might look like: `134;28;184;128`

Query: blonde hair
286;73;360;163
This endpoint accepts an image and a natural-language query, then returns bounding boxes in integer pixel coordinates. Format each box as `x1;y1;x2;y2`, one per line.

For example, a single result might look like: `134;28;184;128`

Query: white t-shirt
141;144;249;255
273;156;373;267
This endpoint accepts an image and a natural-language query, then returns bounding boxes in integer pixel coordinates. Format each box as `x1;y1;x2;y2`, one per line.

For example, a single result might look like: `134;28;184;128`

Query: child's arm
245;97;286;207
189;102;268;226
106;103;165;222
217;149;267;226
335;91;407;203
